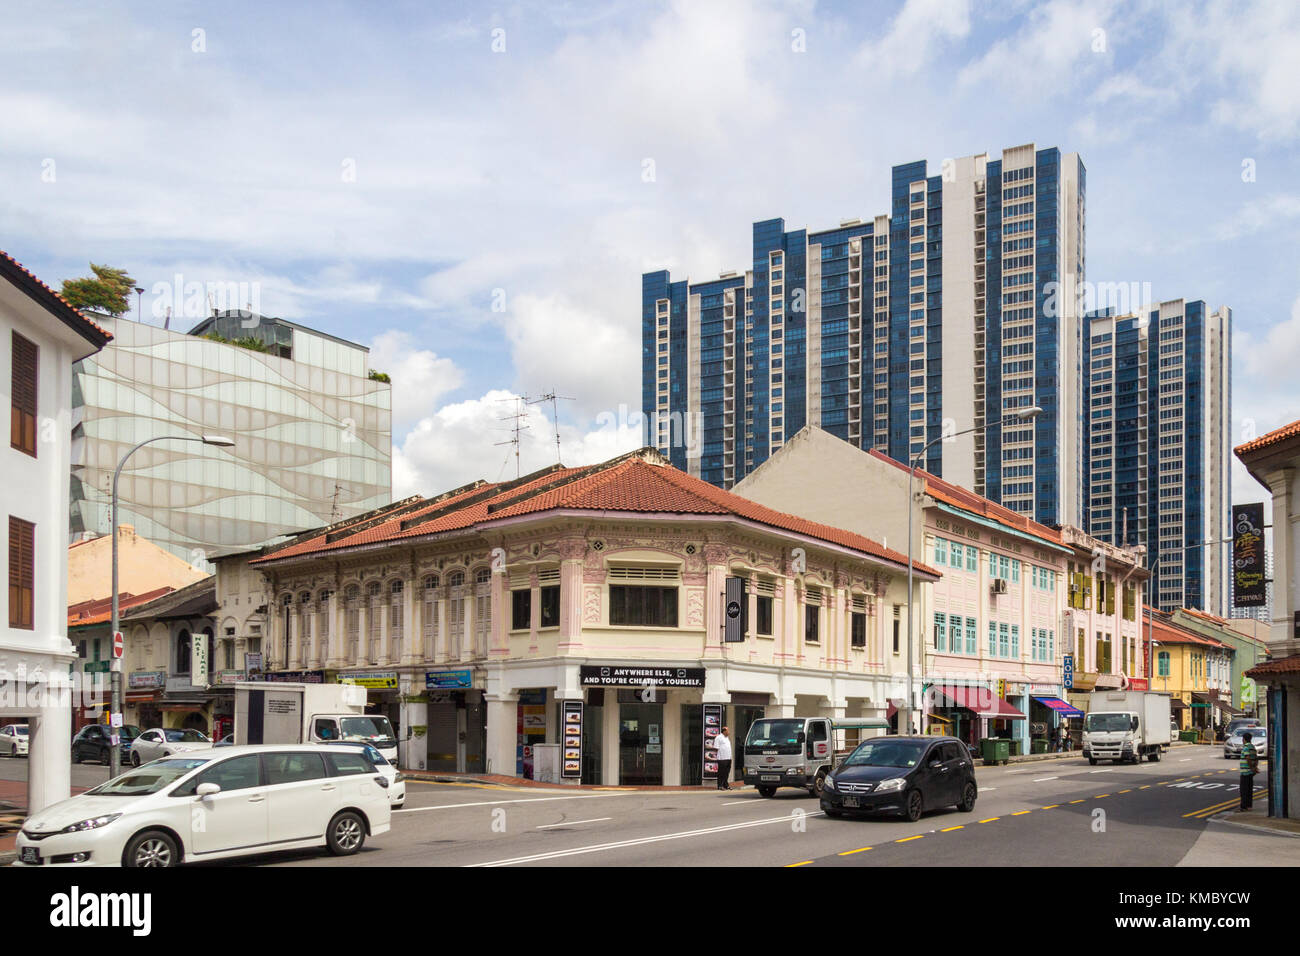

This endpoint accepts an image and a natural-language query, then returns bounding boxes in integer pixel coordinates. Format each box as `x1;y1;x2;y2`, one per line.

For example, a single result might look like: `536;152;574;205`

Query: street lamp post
109;434;234;777
902;406;1042;738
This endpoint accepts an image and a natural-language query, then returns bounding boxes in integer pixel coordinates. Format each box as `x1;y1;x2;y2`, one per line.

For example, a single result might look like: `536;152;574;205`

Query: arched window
423;574;440;591
474;567;491;585
448;570;465;588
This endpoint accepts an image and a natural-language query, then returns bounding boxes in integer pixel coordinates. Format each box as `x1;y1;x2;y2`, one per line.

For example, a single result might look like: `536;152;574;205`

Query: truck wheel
327;811;367;856
757;786;777;798
1148;750;1161;763
810;773;827;797
1088;757;1097;766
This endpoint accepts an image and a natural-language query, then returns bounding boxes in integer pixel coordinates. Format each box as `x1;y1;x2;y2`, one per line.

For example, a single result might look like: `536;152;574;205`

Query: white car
15;744;393;867
0;724;29;757
317;741;405;809
130;727;212;765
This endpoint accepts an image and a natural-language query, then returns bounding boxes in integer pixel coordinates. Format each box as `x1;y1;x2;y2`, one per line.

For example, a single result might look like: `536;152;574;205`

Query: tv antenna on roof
529;390;574;466
495;394;531;479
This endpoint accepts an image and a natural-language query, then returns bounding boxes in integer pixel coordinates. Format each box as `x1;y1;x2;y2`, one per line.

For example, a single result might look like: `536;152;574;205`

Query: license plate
843;796;860;808
761;774;780;782
20;846;40;865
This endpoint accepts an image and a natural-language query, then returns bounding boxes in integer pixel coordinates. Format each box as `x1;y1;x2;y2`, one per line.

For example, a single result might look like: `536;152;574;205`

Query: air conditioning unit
991;578;1008;595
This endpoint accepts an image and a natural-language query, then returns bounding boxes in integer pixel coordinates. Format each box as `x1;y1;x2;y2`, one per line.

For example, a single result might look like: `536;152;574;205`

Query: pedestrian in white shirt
714;727;733;790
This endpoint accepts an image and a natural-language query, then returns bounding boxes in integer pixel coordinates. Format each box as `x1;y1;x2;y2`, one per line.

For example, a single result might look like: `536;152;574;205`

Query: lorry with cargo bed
743;716;889;796
1081;690;1173;765
234;682;398;765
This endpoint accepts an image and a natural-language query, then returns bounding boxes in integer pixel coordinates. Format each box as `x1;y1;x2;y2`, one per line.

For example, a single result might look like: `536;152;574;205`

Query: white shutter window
607;566;681;582
537;568;561;585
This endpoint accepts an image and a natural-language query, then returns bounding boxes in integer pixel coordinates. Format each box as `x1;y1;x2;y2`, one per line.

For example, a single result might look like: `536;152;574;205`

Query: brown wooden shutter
9;516;34;629
11;331;38;456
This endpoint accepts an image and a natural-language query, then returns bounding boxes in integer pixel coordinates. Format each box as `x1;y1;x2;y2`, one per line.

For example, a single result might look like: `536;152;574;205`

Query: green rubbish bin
981;738;1010;766
1008;739;1023;757
1179;730;1199;743
1032;739;1049;754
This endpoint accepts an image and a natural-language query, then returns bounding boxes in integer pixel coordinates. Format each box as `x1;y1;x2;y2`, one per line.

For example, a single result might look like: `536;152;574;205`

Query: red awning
885;698;905;718
931;684;1027;720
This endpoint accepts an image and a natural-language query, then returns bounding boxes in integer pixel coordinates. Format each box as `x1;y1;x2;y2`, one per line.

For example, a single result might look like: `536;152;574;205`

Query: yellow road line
941;825;965;832
1095;794;1110;798
787;860;814;867
1119;789;1132;793
1138;785;1151;790
979;817;1000;823
838;846;872;856
896;835;924;843
1041;805;1059;810
1184;789;1266;819
1011;810;1032;816
1069;799;1085;804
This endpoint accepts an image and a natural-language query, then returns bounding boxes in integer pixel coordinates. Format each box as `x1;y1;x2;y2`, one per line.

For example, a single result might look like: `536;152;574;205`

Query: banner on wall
1232;503;1266;607
702;703;724;783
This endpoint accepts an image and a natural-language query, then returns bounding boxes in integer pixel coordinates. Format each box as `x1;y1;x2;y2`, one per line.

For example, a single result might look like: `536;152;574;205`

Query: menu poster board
1233;503;1266;607
562;700;584;779
702;703;723;783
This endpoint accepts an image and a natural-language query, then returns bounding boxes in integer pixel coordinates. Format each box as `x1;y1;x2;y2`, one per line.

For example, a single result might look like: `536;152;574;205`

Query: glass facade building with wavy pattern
70;311;391;564
642;143;1086;528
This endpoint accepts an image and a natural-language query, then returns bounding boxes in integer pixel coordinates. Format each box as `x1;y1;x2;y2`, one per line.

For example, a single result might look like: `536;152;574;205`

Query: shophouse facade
244;449;938;784
1146;608;1235;734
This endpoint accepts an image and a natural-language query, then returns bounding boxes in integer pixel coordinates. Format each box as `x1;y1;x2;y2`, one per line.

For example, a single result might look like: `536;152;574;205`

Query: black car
71;724;134;764
820;736;977;822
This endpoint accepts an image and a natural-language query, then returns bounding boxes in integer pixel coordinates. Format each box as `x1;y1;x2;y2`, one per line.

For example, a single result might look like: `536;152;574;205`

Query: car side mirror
196;782;221;798
797;732;806;745
1131;717;1139;732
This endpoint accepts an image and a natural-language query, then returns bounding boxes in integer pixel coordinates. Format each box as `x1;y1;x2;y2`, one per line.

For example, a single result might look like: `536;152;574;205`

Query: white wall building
1;251;111;813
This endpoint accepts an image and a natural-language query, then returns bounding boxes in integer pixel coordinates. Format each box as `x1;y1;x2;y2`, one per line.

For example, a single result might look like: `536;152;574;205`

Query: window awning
1170;698;1189;711
931;684;1026;720
1032;696;1085;718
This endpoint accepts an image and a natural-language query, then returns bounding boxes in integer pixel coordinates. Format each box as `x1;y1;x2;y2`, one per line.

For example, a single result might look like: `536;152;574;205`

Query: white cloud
367;330;466;433
959;0;1117;91
856;0;972;77
1213;193;1300;241
1233;293;1300;434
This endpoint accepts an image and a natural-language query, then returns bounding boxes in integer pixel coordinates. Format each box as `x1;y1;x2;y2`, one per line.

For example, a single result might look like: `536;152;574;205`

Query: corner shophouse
736;426;1148;753
246;448;939;785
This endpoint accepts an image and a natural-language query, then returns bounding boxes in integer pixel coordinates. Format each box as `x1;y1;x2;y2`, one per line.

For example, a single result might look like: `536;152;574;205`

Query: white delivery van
234;682;398;765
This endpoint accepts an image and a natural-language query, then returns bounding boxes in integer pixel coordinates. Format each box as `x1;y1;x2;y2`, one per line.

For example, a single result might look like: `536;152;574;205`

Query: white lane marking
721;800;752;806
1033;776;1059;782
394;793;633;813
469;811;824;866
979;787;996;792
536;817;611;829
1179;758;1192;762
1088;769;1115;774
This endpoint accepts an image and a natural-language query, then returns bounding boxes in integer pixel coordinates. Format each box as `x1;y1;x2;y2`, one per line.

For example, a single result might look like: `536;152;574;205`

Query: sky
4;0;1299;511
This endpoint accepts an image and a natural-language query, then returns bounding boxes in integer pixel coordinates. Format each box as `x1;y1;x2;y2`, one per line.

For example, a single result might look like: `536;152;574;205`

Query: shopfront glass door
618;703;663;786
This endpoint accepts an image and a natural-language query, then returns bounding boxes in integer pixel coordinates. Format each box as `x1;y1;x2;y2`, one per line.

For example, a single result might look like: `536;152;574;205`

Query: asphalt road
246;745;1287;867
4;746;1287;867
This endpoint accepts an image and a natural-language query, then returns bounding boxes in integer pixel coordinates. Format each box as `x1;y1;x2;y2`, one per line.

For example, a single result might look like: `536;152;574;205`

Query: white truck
234;682;398;765
1081;690;1173;765
742;716;889;797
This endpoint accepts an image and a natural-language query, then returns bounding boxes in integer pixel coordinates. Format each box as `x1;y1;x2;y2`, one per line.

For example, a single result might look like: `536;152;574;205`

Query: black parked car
71;724;137;764
820;736;977;822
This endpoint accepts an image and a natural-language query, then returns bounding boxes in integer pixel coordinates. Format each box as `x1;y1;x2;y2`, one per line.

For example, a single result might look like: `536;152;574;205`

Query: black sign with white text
1233;503;1266;607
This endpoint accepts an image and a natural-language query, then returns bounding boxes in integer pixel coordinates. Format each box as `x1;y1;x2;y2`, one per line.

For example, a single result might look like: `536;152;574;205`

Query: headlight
823;777;836;791
393;772;404;783
61;813;122;833
876;777;906;793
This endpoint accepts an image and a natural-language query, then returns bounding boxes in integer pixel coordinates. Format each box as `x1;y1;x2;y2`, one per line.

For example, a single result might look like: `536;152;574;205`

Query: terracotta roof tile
68;586;175;628
0;250;112;345
1235;418;1300;457
253;451;939;576
1246;655;1299;678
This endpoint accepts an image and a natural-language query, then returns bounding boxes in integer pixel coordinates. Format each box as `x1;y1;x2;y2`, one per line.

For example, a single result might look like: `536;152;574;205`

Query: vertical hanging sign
724;576;746;642
1233;503;1266;607
561;700;583;779
702;703;723;783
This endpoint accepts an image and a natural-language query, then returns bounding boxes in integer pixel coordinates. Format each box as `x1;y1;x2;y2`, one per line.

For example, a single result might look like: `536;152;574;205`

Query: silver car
1224;727;1267;760
0;724;29;757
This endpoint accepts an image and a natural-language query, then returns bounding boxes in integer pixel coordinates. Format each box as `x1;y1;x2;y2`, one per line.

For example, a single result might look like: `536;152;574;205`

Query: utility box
533;743;560;783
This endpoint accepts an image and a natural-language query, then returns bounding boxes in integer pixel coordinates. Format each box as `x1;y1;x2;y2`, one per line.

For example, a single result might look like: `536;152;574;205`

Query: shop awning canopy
1170;698;1189;711
1032;696;1085;718
932;684;1026;720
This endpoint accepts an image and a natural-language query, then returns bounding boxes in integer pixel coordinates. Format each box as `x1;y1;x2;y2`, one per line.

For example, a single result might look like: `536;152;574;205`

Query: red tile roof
68;587;175;628
1246;655;1299;678
253;450;940;576
0;250;112;346
1235;419;1300;458
1147;616;1230;650
866;449;1064;548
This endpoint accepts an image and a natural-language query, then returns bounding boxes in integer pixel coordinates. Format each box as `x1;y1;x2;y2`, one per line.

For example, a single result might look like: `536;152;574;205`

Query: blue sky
4;0;1298;503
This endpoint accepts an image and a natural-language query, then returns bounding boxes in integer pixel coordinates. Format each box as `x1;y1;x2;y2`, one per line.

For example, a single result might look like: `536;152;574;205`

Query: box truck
1081;690;1172;765
743;716;890;796
234;682;398;765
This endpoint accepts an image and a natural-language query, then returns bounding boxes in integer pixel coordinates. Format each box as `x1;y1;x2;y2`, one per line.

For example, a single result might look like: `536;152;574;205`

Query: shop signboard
1063;654;1073;689
245;653;264;681
128;671;166;690
579;665;706;689
1232;503;1266;607
702;703;723;783
267;670;324;683
724;576;745;642
426;669;473;689
561;700;583;779
217;670;246;685
190;632;209;685
339;671;398;689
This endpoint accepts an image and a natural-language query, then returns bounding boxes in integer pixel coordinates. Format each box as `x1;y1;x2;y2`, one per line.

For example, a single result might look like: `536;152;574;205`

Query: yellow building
1148;611;1234;734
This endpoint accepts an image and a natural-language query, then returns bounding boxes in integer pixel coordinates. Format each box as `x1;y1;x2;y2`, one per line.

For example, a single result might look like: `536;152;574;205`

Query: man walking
715;726;733;791
1238;730;1259;811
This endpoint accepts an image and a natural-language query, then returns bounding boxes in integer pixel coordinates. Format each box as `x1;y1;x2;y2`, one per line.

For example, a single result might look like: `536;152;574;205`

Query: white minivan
15;744;392;867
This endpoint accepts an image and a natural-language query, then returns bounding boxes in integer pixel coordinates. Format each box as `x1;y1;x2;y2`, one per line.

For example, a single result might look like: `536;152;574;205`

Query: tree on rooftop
61;263;136;316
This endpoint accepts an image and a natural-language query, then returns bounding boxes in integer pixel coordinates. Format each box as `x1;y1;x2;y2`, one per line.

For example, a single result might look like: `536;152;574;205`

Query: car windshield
84;758;210;796
1085;713;1133;733
339;716;395;744
842;741;927;769
745;719;804;747
1228;720;1261;735
164;729;210;742
14;726;28;736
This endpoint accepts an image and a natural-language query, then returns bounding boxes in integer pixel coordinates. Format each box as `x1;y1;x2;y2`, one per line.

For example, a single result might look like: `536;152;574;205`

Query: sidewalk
1209;804;1300;838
